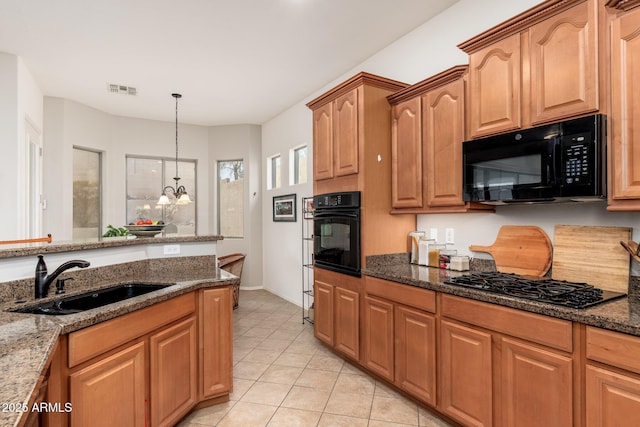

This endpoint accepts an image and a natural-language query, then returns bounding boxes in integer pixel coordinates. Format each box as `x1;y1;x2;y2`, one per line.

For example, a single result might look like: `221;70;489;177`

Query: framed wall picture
273;193;297;222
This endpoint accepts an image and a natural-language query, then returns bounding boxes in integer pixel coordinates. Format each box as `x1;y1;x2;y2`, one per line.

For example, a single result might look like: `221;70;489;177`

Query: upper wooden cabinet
311;89;359;181
607;2;640;210
460;0;599;138
307;72;408;194
312;102;334;181
529;0;598;123
390;96;423;208
466;33;522;137
387;66;493;214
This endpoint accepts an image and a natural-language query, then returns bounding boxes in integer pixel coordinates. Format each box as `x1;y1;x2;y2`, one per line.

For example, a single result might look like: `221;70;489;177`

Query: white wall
0;54;19;239
43;98;111;239
0;53;43;240
261;102;313;305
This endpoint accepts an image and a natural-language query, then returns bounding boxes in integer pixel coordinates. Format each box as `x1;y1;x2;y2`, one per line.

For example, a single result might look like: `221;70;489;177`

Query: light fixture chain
175;93;179;182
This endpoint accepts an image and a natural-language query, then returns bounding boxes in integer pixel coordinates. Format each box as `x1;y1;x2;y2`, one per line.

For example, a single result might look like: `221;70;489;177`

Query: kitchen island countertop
0;261;238;427
364;255;640;338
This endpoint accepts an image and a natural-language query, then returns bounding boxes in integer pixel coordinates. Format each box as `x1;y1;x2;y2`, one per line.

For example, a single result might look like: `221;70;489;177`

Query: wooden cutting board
469;226;552;276
552;225;631;292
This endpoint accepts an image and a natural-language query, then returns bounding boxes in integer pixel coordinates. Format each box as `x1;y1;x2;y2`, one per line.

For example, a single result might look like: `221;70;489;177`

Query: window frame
125;154;197;232
217;159;245;239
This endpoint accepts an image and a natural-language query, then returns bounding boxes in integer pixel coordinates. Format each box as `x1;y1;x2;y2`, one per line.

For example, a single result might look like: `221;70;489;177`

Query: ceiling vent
107;83;137;96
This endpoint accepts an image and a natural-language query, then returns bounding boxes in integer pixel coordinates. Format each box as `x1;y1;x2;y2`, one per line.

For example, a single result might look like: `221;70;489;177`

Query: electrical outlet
164;244;180;255
429;228;438;241
445;228;455;244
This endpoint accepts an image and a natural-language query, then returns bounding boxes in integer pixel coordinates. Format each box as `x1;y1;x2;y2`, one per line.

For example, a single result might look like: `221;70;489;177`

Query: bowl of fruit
124;220;165;237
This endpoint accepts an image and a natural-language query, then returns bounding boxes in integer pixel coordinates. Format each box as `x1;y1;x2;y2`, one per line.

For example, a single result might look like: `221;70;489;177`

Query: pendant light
158;93;192;205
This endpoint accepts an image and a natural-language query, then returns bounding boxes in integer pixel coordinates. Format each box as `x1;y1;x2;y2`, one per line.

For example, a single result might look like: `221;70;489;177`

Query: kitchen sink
12;283;171;315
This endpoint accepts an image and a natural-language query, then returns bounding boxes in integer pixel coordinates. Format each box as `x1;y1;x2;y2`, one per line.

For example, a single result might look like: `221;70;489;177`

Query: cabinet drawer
441;294;572;352
68;292;196;367
586;327;640;374
366;277;436;313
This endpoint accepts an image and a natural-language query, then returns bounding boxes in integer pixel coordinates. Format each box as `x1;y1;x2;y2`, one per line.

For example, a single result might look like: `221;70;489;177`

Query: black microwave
462;114;606;205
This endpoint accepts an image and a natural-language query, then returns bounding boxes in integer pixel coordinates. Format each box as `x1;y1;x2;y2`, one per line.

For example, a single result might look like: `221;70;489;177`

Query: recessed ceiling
0;0;459;126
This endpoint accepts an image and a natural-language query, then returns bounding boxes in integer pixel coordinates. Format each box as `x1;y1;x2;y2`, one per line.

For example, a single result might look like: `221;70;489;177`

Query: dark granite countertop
0;234;223;259
364;254;640;338
0;256;238;427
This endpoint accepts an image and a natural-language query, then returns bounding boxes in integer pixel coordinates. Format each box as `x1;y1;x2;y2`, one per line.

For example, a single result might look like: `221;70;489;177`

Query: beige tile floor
178;289;455;427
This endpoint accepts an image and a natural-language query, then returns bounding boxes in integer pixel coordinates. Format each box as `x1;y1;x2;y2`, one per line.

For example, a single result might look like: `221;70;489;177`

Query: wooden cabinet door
363;295;394;382
440;319;492;427
69;341;146;427
314;280;334;346
586;364;640;427
334;286;360;361
391;97;423;208
468;33;521;138
529;0;598;125
150;316;197;427
313;103;333;181
610;7;640;202
501;337;573;427
334;88;359;177
200;287;233;399
424;78;465;207
395;305;436;406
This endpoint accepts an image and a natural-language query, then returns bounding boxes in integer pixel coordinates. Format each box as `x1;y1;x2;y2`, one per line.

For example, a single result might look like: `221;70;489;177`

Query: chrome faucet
35;254;90;299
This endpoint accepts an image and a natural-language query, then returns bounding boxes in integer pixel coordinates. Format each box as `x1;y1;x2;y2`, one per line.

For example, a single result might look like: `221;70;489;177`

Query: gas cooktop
445;272;626;309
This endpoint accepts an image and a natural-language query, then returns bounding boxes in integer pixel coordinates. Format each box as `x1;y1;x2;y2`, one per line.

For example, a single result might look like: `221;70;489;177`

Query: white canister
450;255;470;271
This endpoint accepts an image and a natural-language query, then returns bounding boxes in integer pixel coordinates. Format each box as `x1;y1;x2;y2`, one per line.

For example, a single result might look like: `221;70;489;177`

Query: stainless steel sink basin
12;283;171;315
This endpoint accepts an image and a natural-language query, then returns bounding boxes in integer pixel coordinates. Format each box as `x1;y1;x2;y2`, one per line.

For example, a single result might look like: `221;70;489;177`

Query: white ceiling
0;0;459;126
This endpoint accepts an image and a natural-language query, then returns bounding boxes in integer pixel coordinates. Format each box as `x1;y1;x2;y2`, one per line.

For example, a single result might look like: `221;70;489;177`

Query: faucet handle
55;278;73;295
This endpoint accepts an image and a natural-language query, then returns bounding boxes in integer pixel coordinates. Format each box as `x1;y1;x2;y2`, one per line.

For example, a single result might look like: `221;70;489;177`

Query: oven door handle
313;211;359;219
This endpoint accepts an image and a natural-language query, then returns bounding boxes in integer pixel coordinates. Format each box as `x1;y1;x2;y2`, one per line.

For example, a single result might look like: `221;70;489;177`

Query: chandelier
158;93;191;205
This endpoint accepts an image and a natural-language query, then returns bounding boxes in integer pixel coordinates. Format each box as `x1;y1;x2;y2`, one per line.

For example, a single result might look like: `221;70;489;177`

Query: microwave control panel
562;133;592;186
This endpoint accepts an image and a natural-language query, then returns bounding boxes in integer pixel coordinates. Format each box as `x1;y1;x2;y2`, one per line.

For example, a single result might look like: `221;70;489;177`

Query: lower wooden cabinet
363;277;437;406
334;286;360;360
439;319;492;427
200;287;233;400
395;305;436;405
69;340;146;427
317;275;640;426
363;295;394;381
500;337;573;427
440;294;574;427
585;326;640;427
585;365;640;427
314;280;334;347
49;288;232;426
150;316;198;427
314;268;361;362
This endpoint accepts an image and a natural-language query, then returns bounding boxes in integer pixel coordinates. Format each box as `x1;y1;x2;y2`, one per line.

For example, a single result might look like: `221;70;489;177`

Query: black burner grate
445;272;626;309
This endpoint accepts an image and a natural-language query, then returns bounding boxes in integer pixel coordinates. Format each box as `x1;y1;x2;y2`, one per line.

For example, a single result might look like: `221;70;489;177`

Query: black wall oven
313;191;361;277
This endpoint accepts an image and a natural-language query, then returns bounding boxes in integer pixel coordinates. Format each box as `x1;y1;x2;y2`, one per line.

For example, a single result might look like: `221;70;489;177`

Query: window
218;160;244;238
267;154;281;190
73;148;102;240
290;145;308;185
126;156;196;234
